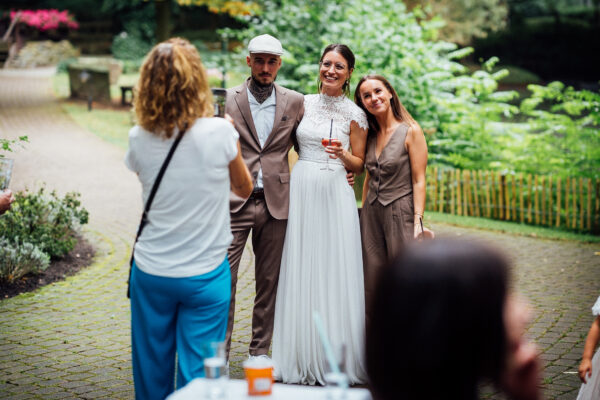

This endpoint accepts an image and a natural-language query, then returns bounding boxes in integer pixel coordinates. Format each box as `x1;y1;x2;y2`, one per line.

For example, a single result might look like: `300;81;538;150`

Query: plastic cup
243;357;274;396
202;342;227;399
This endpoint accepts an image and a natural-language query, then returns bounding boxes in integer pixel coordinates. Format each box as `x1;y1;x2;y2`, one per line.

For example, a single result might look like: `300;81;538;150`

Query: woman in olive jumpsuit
354;75;434;319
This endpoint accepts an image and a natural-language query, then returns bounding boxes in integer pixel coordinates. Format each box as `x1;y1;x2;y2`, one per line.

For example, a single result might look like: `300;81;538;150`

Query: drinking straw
329;119;333;144
313;311;345;381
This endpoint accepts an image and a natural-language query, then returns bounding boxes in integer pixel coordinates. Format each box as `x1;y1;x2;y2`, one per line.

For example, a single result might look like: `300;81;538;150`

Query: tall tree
102;0;258;43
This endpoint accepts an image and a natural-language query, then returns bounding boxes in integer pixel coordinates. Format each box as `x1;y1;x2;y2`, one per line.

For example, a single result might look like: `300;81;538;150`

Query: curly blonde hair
134;37;214;138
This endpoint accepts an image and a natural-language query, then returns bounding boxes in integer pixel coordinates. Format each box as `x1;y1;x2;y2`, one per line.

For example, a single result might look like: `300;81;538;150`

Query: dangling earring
342;79;350;92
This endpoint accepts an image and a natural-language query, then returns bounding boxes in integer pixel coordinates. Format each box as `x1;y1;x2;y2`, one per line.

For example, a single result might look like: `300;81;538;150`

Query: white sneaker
247;354;280;380
247;354;272;362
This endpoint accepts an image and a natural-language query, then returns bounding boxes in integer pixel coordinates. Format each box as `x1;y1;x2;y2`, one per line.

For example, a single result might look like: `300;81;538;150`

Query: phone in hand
211;88;227;118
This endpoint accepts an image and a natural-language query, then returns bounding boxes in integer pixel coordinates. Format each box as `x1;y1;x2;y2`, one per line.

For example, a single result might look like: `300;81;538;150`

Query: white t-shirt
125;117;239;278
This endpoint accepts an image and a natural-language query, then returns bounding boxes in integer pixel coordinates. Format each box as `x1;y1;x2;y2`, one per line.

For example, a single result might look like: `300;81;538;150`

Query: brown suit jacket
226;79;304;220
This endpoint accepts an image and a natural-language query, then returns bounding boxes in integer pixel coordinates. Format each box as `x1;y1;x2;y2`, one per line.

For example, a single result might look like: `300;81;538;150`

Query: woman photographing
125;38;252;400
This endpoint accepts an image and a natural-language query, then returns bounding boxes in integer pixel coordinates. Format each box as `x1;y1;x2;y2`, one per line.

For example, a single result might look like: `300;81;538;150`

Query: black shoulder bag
127;127;186;298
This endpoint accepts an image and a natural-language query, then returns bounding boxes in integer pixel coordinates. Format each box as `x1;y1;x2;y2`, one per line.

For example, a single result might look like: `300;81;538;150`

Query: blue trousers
130;257;231;400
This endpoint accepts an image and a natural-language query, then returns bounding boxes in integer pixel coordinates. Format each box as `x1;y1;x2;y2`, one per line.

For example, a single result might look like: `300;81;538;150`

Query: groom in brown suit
224;34;304;360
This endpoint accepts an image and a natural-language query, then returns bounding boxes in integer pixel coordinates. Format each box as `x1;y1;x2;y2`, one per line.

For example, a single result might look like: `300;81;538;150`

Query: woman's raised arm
229;140;253;198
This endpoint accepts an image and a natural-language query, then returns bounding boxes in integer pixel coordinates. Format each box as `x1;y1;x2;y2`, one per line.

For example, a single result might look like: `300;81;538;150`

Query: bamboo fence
426;168;600;234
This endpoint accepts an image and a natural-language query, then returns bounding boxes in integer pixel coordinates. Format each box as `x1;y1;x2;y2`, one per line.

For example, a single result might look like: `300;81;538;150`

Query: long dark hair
354;74;417;136
366;239;509;400
317;43;355;97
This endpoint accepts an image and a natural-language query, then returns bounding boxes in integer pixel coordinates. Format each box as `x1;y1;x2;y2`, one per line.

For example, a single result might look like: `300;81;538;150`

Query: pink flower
10;9;79;31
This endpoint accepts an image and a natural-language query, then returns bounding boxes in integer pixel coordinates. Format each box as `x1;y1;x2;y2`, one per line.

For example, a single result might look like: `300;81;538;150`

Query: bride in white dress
272;44;368;385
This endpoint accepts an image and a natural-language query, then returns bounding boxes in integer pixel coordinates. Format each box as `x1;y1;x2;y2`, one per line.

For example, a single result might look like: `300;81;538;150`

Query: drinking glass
324;343;348;399
321;119;340;171
320;137;342;171
202;341;227;399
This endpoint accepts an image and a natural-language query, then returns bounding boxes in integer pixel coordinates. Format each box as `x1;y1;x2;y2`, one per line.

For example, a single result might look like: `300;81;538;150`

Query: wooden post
527;174;533;224
464;170;472;216
456;169;462;216
491;173;497;219
499;174;506;220
579;178;585;230
572;178;577;229
511;174;517;222
587;178;592;231
485;171;491;218
565;176;570;228
541;176;546;225
548;177;553;226
439;170;446;213
474;170;481;217
504;174;510;221
534;175;540;225
432;167;438;214
519;174;525;223
556;177;561;228
450;170;455;215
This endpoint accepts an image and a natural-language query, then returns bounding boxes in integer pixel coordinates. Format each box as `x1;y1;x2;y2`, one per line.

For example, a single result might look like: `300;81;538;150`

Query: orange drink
243;358;274;396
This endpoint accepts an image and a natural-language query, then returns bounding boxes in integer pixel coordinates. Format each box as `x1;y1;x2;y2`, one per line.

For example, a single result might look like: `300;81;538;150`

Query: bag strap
127;126;186;298
135;126;186;241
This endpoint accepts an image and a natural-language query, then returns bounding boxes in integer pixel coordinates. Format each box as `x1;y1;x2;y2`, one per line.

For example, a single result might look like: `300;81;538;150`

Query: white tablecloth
166;378;371;400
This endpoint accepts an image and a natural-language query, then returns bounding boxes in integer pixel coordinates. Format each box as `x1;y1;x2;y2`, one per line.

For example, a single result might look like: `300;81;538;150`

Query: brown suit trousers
225;80;304;356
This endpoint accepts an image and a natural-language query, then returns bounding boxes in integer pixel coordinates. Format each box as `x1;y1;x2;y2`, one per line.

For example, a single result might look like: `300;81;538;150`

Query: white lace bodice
593;296;600;316
296;94;368;164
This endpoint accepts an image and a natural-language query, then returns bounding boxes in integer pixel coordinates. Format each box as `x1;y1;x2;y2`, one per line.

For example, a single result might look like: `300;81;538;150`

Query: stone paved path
0;69;598;399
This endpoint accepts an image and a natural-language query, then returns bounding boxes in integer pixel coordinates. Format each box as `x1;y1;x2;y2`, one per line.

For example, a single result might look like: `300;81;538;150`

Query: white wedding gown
272;93;368;385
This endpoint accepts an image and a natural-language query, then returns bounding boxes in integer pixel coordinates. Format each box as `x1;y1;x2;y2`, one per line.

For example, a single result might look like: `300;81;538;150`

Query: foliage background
219;0;599;179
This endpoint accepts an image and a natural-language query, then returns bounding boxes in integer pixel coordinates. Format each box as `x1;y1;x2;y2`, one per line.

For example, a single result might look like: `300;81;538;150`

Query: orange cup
243;358;274;396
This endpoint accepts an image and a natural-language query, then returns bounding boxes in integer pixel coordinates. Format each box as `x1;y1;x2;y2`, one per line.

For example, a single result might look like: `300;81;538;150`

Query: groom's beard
249;75;276;104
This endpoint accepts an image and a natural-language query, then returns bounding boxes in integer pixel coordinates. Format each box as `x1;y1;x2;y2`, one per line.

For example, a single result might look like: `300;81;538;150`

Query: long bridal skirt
577;348;600;400
272;159;367;385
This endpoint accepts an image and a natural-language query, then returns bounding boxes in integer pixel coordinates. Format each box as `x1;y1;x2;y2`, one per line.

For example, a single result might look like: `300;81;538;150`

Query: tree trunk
155;0;172;43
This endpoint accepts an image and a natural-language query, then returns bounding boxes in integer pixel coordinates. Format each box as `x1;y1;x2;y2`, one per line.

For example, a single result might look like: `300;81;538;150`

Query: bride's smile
319;51;352;96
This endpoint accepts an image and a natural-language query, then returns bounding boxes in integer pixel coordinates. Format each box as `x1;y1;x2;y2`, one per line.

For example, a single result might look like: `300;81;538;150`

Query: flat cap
248;34;284;56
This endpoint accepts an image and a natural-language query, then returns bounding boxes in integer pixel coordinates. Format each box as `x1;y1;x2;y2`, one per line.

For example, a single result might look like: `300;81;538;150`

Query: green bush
223;0;599;179
224;0;520;170
0;188;89;259
111;32;152;61
121;59;144;74
0;239;50;283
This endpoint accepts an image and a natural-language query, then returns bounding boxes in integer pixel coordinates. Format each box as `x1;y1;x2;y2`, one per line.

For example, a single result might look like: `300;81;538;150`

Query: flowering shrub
10;9;79;31
0;239;50;282
0;188;89;260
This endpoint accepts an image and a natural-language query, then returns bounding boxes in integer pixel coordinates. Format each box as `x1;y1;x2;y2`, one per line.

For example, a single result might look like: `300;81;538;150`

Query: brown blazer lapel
263;84;289;149
234;81;261;148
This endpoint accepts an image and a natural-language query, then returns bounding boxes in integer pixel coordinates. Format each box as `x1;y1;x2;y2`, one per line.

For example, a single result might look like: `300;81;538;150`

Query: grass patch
52;72;134;149
61;103;133;150
426;211;600;243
